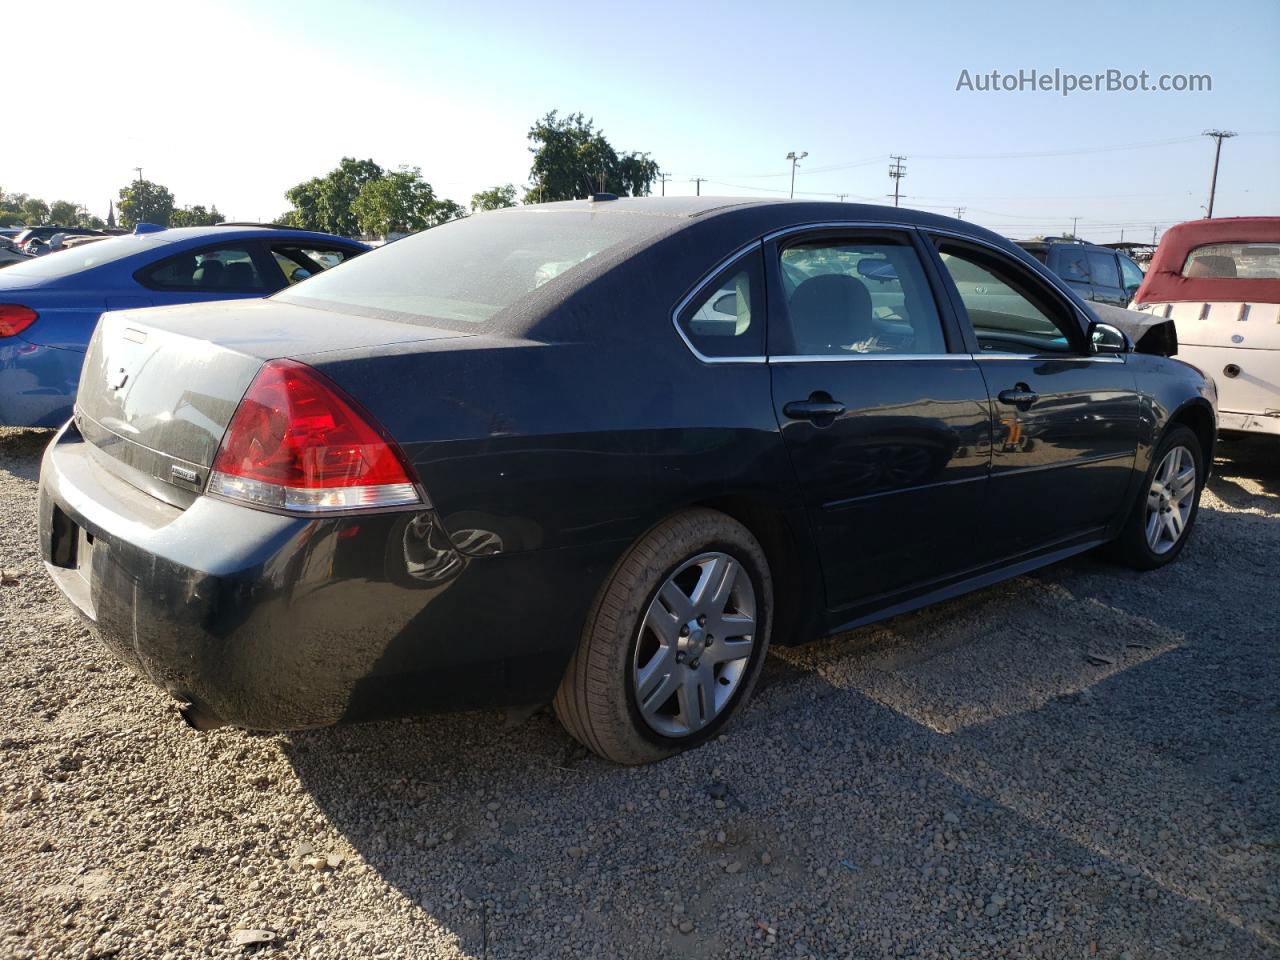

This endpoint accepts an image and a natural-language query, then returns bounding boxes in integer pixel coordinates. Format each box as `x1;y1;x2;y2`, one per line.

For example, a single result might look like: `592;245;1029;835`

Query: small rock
726;861;743;875
230;929;275;947
678;919;694;934
707;782;728;800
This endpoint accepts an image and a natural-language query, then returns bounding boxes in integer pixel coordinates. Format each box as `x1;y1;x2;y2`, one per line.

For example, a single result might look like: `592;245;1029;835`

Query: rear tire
1115;425;1204;570
553;509;773;765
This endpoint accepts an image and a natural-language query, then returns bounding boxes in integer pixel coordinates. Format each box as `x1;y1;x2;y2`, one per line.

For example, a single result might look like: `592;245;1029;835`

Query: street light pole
786;151;808;199
1202;129;1236;218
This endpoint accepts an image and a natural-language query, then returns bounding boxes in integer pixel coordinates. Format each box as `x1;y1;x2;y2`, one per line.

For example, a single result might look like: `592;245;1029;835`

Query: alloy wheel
632;552;756;737
1145;445;1196;554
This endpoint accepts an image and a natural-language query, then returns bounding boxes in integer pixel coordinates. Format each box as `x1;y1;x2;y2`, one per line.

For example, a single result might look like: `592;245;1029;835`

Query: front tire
553;509;773;765
1115;425;1204;570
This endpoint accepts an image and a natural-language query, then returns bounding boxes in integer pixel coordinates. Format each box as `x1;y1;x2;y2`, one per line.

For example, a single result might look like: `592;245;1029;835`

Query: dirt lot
0;427;1276;960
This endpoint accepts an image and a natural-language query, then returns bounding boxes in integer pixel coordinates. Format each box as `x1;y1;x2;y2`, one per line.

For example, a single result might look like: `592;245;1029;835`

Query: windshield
276;208;673;328
1182;242;1280;280
0;233;168;280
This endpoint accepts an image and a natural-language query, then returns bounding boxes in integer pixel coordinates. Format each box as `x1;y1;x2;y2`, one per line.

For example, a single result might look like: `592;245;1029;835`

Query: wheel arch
690;493;825;647
1166;398;1217;474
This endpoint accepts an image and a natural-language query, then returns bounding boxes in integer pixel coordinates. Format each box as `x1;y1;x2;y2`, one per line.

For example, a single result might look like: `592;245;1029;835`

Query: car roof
150;225;366;246
500;196;1009;246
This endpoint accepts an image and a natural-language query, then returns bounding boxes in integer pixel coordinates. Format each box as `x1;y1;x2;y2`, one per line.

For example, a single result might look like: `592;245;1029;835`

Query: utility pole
888;155;906;207
658;171;671;197
953;206;965;219
1151;225;1159;245
133;166;143;184
836;193;848;202
786;151;808;199
691;177;706;197
1202;129;1236;218
1070;216;1080;237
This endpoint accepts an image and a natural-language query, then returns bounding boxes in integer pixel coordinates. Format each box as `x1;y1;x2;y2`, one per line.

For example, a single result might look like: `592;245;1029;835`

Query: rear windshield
1182;242;1280;280
275;208;673;328
0;233;167;280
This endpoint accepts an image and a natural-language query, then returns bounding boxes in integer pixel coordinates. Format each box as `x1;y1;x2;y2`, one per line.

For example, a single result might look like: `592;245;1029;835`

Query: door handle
997;384;1039;407
783;399;846;421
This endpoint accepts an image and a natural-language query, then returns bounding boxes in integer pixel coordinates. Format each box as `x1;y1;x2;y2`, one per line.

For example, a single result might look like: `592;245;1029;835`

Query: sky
6;0;1278;243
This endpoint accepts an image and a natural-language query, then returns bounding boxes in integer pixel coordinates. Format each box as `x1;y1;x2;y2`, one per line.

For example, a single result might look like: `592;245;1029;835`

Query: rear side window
1056;247;1090;282
272;245;356;285
938;243;1082;355
1183;242;1280;279
676;249;764;359
774;237;946;356
1088;251;1121;288
140;245;269;292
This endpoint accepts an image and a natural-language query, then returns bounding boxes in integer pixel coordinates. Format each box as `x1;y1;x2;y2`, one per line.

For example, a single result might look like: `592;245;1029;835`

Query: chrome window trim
670;239;768;364
670;221;1120;366
763;220;911;243
974;352;1125;363
768;353;960;363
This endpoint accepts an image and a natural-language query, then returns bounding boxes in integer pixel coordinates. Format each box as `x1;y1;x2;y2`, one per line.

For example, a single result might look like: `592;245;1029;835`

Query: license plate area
75;525;95;585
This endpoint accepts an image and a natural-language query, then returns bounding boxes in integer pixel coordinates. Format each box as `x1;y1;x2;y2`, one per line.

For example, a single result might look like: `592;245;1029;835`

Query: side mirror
1090;321;1131;355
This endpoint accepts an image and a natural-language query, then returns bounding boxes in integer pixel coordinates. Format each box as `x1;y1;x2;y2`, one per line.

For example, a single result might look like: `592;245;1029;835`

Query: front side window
676;250;764;359
1182;242;1280;279
1119;255;1144;291
1088;251;1121;288
141;245;268;292
938;244;1081;355
773;238;946;356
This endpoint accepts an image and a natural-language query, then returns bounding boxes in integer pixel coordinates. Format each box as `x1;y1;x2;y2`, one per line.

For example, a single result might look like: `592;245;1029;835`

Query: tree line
4;110;660;237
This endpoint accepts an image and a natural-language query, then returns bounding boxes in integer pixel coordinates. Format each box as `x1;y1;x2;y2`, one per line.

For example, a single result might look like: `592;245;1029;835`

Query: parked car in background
1017;237;1146;307
1132;216;1280;438
11;225;104;250
37;197;1216;764
0;224;368;426
0;236;31;268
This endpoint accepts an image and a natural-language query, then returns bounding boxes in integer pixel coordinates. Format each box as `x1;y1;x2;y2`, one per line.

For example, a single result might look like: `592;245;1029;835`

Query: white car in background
1132;217;1280;438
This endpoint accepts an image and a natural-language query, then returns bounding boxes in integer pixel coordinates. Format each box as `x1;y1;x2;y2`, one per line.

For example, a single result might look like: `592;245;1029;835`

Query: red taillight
208;359;421;513
0;304;38;338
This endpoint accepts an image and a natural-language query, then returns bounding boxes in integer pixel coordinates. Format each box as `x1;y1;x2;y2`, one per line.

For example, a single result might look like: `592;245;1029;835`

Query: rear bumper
0;341;83;427
37;424;612;729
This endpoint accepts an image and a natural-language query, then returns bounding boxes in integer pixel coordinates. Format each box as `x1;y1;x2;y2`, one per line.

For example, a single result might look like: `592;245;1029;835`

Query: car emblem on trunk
170;465;199;484
1231;334;1244;343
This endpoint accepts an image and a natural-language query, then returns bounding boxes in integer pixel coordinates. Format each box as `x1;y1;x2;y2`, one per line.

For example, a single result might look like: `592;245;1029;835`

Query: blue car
0;224;368;426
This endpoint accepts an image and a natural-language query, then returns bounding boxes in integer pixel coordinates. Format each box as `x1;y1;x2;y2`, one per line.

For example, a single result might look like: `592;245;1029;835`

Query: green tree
471;184;518;212
76;212;106;229
48;200;80;225
170;204;226;227
21;197;50;224
352;167;465;236
117;179;175;228
0;190;25;227
283;158;385;236
525;111;659;202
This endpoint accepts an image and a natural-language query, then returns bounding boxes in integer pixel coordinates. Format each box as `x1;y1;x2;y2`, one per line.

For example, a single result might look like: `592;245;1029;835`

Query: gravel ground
1;426;1277;960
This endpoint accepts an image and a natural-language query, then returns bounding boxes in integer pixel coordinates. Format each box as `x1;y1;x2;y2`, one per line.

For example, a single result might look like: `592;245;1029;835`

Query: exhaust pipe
178;700;226;731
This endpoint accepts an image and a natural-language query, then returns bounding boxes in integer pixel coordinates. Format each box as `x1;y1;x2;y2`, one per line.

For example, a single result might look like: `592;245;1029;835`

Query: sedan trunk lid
74;299;472;507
